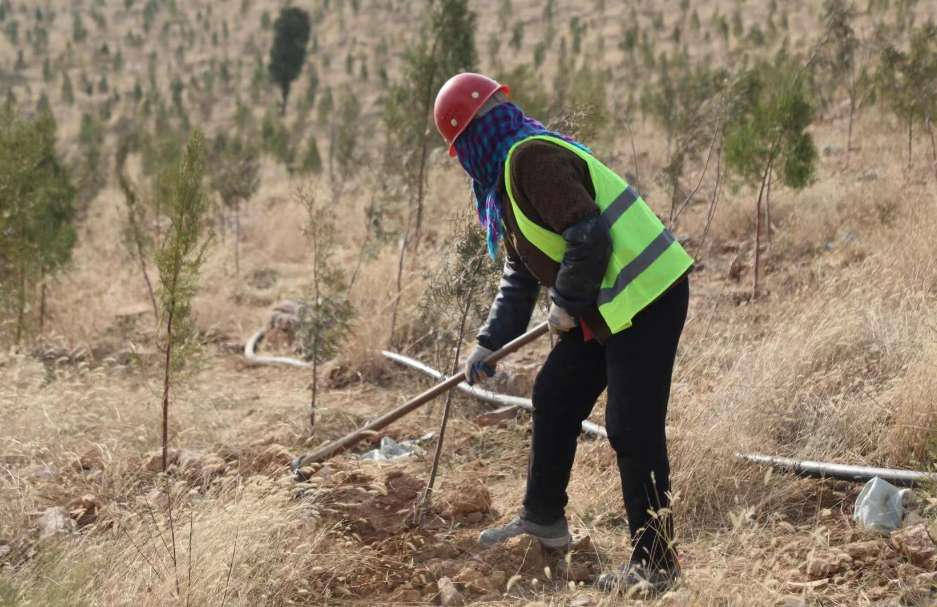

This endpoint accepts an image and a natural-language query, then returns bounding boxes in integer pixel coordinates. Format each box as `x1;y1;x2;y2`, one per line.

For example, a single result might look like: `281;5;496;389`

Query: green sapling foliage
155;131;212;472
295;185;355;432
269;7;311;114
725;56;818;298
0;107;76;344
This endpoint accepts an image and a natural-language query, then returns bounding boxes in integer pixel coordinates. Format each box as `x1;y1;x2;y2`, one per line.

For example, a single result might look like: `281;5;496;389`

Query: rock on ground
891;523;937;568
436;576;465;606
66;494;101;527
439;479;492;521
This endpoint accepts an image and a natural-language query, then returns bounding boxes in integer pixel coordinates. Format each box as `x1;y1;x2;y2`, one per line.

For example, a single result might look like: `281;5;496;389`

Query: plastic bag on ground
853;476;910;534
359;433;434;461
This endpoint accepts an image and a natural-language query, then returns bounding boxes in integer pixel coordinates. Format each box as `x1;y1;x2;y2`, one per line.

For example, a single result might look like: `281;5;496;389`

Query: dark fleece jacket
477;139;614;349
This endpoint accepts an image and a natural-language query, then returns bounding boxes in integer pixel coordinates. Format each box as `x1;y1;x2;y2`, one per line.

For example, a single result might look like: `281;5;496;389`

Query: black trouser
522;278;689;573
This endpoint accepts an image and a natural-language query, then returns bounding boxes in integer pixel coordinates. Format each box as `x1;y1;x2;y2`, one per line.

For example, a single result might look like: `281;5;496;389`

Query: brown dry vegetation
2;0;937;606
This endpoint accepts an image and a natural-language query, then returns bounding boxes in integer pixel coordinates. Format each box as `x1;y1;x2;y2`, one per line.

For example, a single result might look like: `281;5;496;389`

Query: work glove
547;302;577;336
464;344;496;385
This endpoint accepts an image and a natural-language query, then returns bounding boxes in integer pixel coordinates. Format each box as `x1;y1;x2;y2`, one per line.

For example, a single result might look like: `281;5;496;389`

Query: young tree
268;7;311;114
876;22;937;171
640;54;727;225
331;86;361;187
210;138;259;278
0;108;76;343
61;71;75;105
820;0;871;167
301;135;322;174
384;0;477;251
724;57;818;298
155;131;212;472
412;212;500;522
383;0;478;345
295;186;354;432
116;135;159;320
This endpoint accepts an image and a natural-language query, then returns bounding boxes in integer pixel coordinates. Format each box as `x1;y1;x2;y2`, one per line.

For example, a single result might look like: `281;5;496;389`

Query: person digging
433;73;693;596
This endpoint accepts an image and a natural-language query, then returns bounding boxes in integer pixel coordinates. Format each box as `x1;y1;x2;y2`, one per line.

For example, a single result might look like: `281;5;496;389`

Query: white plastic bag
853;476;910;534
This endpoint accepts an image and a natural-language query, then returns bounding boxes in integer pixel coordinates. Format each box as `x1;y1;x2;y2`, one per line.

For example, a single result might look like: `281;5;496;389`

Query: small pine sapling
295;186;355;433
154;131;212;472
412;214;501;524
820;0;874;168
876;22;937;172
383;0;478;346
725;57;818;299
0;107;76;343
640;53;727;225
210;139;259;278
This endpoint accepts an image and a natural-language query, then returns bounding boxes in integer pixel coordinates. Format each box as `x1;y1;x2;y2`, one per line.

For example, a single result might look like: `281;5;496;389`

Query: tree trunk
234;199;240;279
310;342;318;431
625;120;640;186
764;165;773;246
908;118;913;169
413;259;482;525
846;90;856;169
137;245;159;322
309;218;321;433
346;196;376;298
161;302;175;472
926;116;937;185
412;135;430;255
388;232;409;349
39;275;47;333
753;186;763;300
699;143;723;254
15;262;26;346
752;155;775;300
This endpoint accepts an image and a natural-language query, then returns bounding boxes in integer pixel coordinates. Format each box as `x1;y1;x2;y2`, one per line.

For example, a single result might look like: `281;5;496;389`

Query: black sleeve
476;250;541;351
551;215;612;316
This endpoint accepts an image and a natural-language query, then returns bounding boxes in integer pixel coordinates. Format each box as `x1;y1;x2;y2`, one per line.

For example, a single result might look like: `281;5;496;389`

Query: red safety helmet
434;73;510;157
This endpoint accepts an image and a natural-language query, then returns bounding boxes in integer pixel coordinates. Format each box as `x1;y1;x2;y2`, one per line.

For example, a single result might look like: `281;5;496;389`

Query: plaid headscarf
453;102;589;258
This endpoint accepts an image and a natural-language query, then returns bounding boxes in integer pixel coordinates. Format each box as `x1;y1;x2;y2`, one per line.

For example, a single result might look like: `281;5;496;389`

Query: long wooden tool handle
293;322;549;468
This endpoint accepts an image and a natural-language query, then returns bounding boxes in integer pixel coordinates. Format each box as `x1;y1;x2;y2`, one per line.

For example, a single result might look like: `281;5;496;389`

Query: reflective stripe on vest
503;135;694;333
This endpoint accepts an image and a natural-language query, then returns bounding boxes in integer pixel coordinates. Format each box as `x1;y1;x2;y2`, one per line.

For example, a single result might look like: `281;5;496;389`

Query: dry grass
2;0;937;605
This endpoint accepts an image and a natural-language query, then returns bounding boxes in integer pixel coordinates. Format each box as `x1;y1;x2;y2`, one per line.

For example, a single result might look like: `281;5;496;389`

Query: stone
38;507;76;540
453;565;489;593
843;539;887;560
436;577;464;606
891;524;937;567
439;480;491;519
75;447;105;471
66;494;101;527
569;595;595;607
805;551;852;579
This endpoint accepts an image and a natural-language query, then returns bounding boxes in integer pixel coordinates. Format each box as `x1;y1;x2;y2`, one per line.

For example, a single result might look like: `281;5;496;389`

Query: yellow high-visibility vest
504;135;693;333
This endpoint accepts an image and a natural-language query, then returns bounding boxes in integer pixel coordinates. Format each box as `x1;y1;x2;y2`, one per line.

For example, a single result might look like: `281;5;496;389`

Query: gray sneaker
478;515;571;549
595;564;678;597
